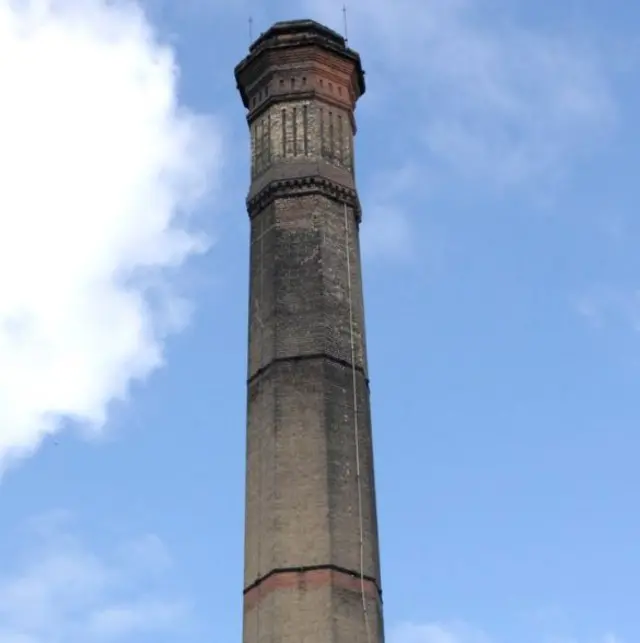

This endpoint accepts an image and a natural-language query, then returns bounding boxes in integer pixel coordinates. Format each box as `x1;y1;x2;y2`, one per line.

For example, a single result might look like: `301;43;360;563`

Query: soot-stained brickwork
235;19;385;643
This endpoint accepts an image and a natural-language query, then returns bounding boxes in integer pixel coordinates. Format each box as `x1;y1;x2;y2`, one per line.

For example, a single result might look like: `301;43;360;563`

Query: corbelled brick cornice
246;175;361;221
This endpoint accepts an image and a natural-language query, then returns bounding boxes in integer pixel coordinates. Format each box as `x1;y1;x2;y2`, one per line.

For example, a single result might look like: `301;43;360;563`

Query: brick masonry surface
235;20;385;643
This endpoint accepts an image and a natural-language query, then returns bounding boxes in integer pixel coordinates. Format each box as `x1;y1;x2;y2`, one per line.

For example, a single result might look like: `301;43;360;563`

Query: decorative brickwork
248;100;354;179
235;19;385;643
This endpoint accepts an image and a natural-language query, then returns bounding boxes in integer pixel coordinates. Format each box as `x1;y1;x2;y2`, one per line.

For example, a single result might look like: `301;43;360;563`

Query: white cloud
0;0;221;470
304;0;615;187
0;514;187;643
391;622;623;643
359;165;426;263
391;622;491;643
361;203;412;262
602;635;622;643
360;171;412;262
574;286;640;332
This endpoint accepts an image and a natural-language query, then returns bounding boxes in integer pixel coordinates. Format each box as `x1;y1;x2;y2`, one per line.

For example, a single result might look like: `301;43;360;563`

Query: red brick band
244;566;381;611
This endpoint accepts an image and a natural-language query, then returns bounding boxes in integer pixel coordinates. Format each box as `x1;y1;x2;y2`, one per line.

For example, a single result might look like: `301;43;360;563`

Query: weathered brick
235;19;385;643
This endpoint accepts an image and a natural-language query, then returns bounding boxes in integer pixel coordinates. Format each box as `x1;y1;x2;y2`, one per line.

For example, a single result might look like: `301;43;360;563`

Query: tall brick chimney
235;19;385;643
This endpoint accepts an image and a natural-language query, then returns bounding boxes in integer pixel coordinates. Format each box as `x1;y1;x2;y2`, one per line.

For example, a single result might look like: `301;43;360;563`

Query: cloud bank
0;513;187;643
0;0;220;469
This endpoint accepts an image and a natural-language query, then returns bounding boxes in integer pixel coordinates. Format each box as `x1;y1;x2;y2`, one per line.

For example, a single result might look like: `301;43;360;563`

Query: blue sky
0;1;638;642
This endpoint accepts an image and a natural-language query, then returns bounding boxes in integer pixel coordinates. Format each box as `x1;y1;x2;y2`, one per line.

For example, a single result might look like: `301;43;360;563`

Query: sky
0;0;638;642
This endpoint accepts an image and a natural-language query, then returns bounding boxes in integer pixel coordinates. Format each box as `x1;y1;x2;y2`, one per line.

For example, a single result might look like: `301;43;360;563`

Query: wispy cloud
304;0;616;188
0;0;222;470
390;621;623;643
574;286;640;333
0;514;188;643
360;166;422;263
361;204;413;262
391;621;492;643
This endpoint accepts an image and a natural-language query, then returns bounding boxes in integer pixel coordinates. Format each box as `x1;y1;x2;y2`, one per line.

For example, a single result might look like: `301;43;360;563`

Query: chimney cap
235;18;365;109
249;19;346;52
